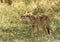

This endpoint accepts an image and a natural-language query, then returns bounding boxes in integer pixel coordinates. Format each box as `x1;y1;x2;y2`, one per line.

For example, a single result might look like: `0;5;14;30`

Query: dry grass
0;0;60;42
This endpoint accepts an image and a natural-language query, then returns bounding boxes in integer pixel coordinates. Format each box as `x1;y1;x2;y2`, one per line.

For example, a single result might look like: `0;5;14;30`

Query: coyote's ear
24;11;28;15
29;11;34;16
25;11;28;14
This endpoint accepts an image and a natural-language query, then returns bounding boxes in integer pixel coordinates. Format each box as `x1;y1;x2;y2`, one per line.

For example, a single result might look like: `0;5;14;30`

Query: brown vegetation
0;0;12;5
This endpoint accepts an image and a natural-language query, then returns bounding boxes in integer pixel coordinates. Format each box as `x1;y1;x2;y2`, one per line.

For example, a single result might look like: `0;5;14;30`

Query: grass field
0;0;60;42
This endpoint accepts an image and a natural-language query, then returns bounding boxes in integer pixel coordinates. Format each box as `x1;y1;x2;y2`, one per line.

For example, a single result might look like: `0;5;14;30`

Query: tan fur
21;11;54;36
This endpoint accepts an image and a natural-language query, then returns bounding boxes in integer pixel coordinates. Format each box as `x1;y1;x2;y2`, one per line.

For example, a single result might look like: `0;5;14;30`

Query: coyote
21;11;54;36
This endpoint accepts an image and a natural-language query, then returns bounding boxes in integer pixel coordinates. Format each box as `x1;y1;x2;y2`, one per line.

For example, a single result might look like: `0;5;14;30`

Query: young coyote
21;11;54;36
